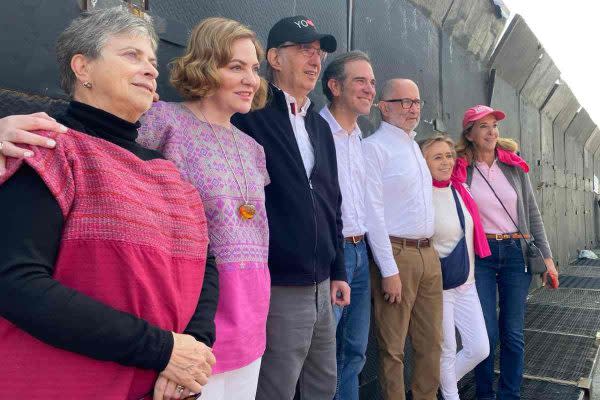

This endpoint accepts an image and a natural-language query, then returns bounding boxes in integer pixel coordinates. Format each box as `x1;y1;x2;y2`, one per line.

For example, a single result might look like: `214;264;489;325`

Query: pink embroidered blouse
138;101;271;373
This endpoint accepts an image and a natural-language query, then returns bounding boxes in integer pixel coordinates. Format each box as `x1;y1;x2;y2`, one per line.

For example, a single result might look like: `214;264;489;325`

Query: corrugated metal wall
0;0;597;267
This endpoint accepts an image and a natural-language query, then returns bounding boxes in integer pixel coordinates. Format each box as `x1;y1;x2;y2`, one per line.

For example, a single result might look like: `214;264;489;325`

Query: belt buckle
415;239;422;249
352;236;360;244
495;234;503;241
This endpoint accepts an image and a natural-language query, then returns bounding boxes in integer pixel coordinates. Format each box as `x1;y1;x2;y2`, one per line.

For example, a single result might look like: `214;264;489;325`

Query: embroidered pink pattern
138;101;271;373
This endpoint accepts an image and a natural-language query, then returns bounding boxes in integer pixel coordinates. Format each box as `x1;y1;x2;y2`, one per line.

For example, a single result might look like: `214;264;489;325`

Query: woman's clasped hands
154;333;216;400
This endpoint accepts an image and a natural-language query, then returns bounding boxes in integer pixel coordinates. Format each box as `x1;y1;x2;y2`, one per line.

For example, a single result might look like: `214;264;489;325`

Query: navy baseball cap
267;15;337;53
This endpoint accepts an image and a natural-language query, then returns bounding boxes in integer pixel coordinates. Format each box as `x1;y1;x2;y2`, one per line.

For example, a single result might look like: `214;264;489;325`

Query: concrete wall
483;12;598;268
0;0;597;265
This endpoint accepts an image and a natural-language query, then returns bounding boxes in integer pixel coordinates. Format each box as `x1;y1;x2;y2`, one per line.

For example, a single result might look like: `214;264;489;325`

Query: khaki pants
371;242;443;400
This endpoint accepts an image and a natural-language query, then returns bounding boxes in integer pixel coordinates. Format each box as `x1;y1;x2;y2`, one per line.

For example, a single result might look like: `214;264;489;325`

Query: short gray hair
56;6;158;96
321;50;371;102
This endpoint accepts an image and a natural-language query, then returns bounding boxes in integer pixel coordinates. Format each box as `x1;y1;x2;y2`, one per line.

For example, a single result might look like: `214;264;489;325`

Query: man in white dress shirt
363;79;442;400
319;51;376;400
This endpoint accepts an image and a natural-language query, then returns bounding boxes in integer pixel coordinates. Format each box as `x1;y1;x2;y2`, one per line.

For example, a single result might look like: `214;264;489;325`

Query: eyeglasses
382;98;425;109
278;43;328;61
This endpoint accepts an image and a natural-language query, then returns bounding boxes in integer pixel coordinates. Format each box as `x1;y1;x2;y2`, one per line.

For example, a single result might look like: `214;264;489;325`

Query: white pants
440;283;489;400
201;357;262;400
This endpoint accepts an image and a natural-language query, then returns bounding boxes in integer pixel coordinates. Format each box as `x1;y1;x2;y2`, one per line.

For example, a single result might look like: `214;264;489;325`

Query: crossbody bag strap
450;186;466;232
473;164;532;246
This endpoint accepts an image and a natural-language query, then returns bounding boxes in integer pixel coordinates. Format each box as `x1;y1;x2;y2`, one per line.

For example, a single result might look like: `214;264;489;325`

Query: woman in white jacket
419;134;490;400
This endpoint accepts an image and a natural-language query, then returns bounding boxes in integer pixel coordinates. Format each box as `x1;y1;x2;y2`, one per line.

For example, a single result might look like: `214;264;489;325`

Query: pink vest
0;129;208;399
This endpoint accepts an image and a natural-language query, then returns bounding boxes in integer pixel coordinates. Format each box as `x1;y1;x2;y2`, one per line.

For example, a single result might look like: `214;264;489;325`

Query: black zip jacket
232;84;346;286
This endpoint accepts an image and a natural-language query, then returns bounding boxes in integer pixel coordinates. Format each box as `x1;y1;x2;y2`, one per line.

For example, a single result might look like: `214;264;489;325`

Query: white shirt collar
319;106;362;138
282;90;311;117
380;121;417;140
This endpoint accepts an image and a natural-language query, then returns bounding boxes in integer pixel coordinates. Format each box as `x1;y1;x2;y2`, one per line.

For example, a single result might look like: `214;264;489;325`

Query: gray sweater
466;161;552;259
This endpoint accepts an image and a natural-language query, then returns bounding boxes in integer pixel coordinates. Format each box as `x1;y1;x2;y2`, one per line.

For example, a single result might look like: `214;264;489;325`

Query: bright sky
502;0;600;126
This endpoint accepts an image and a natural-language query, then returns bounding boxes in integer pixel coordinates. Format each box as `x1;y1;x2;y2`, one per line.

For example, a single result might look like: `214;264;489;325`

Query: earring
83;81;92;89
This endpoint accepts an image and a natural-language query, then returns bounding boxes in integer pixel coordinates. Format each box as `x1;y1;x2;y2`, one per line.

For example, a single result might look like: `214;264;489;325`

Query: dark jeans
474;239;531;400
333;240;370;400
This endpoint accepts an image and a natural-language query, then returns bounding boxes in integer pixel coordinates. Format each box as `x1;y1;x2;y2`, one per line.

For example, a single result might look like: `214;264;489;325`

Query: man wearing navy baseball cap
266;15;337;52
232;15;349;400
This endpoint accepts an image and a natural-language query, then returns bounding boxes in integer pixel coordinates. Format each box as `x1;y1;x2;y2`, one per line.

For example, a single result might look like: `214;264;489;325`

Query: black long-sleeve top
0;101;218;371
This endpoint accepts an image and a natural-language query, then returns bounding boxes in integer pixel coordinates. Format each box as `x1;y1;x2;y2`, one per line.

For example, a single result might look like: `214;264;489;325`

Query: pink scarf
496;147;529;173
445;157;491;258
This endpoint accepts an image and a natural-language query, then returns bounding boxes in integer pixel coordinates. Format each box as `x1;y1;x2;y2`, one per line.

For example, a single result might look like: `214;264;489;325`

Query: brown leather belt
345;235;364;244
389;236;431;248
485;233;530;240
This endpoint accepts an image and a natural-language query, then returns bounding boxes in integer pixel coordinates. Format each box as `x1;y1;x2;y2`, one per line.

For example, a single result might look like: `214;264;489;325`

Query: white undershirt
319;106;367;237
431;186;475;284
282;91;314;178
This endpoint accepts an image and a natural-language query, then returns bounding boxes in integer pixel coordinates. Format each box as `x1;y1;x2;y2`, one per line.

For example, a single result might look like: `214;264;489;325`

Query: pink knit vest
0;129;208;399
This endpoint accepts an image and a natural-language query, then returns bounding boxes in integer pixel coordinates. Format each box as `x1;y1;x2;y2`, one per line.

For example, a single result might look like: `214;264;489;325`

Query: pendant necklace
198;108;256;220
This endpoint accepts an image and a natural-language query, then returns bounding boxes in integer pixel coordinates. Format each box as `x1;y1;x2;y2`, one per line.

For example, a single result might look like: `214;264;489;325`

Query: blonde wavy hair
170;17;267;109
418;133;457;158
455;122;518;162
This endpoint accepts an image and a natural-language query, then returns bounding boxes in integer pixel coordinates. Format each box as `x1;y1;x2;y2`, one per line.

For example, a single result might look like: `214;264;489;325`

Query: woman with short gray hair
55;6;159;96
0;7;216;399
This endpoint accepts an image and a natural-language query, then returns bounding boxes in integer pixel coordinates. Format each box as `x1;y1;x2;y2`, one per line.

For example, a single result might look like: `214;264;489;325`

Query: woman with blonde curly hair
136;17;271;400
455;105;558;400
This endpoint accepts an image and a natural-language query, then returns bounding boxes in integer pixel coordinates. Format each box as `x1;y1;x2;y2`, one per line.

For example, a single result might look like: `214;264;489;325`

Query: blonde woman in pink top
138;18;270;400
455;105;558;400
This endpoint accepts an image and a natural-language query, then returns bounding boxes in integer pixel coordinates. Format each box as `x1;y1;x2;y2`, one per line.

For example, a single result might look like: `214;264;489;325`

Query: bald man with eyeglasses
363;78;442;400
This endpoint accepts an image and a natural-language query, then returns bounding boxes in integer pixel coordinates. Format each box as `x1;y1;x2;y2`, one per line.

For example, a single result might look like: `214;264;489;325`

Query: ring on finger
176;385;184;394
0;141;4;151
